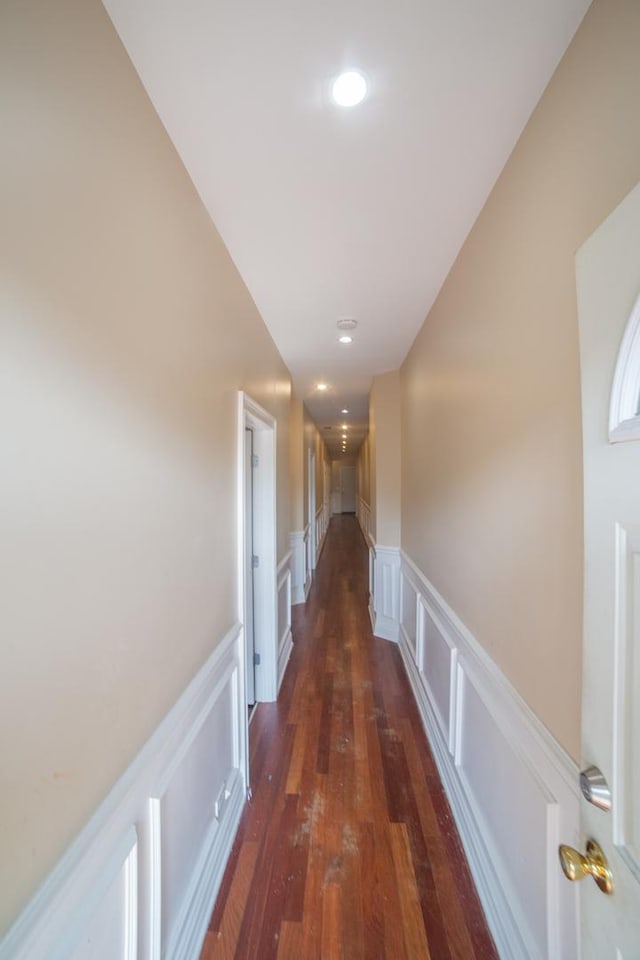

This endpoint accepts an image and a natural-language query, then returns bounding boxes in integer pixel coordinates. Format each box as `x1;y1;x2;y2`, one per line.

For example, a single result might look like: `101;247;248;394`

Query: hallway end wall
1;0;292;940
400;0;640;759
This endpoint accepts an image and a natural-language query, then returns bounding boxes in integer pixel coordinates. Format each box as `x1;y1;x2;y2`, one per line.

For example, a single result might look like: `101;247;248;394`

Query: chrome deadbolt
579;764;612;812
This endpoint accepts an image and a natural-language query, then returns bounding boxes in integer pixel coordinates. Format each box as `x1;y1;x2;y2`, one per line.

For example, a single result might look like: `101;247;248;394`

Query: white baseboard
399;553;580;960
0;624;247;960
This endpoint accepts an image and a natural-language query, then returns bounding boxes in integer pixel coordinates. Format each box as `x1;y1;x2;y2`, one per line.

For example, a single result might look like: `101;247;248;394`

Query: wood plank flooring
200;516;498;960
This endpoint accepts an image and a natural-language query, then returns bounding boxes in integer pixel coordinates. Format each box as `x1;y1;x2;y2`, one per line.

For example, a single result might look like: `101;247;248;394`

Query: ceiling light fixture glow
316;382;328;391
331;71;367;108
341;408;349;414
338;334;353;344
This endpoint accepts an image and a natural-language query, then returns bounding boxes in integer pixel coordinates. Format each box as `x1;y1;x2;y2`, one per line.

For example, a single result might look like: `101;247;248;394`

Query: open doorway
340;464;356;512
308;449;316;575
244;426;256;710
237;392;277;778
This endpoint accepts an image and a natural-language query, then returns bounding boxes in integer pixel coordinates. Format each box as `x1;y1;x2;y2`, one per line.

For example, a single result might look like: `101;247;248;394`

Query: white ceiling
102;0;589;458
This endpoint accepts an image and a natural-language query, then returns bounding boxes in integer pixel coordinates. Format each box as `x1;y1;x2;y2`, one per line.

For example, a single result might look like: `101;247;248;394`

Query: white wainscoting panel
303;523;312;599
370;545;401;643
277;552;293;691
67;828;138;960
288;531;306;606
368;544;375;629
0;624;246;960
400;575;418;660
398;553;580;960
315;502;330;564
421;600;456;751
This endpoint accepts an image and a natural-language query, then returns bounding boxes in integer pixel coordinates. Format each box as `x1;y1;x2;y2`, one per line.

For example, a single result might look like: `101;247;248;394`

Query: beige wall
401;0;640;759
370;372;401;547
0;0;291;935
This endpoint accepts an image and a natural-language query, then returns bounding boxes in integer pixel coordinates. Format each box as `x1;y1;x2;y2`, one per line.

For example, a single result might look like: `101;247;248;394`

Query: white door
571;181;640;958
308;450;316;570
340;465;356;512
244;426;256;705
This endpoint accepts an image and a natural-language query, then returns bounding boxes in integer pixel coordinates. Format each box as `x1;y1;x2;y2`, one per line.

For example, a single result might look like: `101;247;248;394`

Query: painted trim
0;625;246;960
238;391;278;704
399;552;580;960
371;544;401;642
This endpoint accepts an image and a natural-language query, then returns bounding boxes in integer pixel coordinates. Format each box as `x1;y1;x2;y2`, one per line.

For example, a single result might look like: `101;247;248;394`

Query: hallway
200;517;497;960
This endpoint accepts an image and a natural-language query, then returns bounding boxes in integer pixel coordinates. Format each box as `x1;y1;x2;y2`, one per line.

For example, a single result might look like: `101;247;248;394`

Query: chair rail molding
398;551;580;960
0;624;247;960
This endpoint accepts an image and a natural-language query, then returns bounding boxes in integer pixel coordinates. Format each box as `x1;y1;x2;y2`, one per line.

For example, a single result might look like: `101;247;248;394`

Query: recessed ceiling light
331;70;367;108
338;335;353;344
316;382;328;391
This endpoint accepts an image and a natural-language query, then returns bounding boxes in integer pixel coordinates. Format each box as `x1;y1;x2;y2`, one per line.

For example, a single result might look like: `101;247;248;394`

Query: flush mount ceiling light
337;318;357;345
331;70;368;108
341;408;349;414
316;382;328;391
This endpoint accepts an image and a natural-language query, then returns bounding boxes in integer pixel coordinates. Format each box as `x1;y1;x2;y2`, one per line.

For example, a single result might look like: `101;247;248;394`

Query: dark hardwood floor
200;516;498;960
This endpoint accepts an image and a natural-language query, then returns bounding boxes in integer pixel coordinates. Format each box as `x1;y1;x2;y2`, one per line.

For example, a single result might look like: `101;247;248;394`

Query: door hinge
251;554;260;569
251;454;259;468
253;652;261;666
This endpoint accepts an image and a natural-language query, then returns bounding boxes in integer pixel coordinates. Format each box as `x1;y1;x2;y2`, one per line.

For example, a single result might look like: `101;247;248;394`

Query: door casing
237;392;278;777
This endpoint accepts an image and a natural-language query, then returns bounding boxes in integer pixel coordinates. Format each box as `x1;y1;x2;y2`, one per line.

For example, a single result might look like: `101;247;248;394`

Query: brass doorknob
558;839;613;894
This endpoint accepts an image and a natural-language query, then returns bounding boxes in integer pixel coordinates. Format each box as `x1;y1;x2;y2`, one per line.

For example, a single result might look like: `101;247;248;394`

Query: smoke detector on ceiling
337;318;358;331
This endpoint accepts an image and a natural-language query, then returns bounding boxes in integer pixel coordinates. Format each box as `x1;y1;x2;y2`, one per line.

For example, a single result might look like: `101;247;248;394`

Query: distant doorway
244;426;256;706
308;450;316;573
238;392;277;778
340;464;356;512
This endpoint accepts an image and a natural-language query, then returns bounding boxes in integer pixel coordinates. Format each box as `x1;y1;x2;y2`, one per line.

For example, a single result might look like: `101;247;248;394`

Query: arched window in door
609;289;640;441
